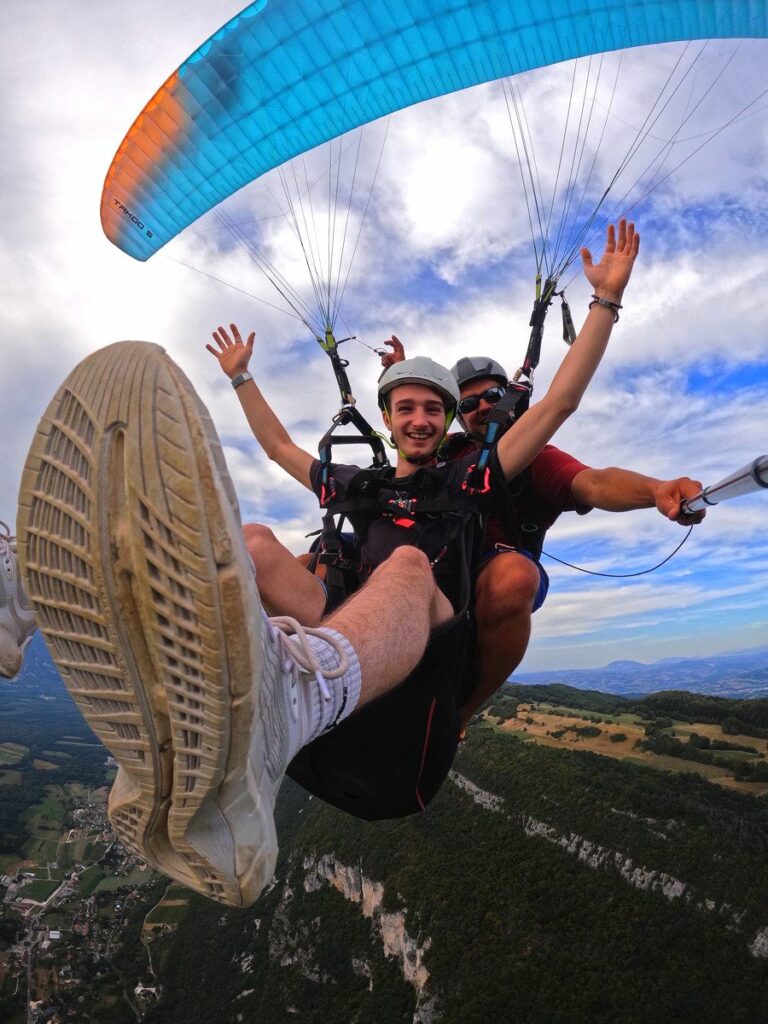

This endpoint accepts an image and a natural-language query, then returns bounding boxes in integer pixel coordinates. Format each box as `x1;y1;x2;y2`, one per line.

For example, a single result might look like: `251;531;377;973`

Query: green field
23;786;70;834
0;741;27;765
712;749;757;763
95;865;154;892
23;878;61;902
22;837;59;863
25;866;54;879
41;910;71;929
0;768;22;785
622;754;726;780
145;902;189;925
93;874;127;894
78;865;105;897
508;701;768;794
66;783;93;799
58;836;108;871
536;703;646;728
164;883;190;899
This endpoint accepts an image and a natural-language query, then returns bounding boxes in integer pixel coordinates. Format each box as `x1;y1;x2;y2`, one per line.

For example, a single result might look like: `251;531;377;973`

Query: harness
292;444;487;821
288;470;483;820
311;463;484;612
443;432;547;562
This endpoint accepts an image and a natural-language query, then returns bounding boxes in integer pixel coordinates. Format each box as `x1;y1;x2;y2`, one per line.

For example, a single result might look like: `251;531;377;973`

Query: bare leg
297;550;325;579
458;553;540;728
325;546;452;709
243;523;326;624
245;523;453;708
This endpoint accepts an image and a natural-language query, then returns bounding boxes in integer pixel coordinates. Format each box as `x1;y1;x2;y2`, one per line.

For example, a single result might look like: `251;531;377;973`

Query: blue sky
2;2;767;671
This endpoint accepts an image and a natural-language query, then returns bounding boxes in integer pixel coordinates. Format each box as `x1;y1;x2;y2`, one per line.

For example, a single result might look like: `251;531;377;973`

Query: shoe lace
268;616;349;704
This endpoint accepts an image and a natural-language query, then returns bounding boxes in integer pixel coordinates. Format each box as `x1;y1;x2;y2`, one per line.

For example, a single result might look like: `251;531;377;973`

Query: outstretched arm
496;220;639;481
571;467;706;524
206;324;314;490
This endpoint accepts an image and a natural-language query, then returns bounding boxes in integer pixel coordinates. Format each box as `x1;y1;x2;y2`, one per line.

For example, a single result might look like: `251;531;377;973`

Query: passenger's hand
580;219;640;305
206;324;254;379
380;335;405;369
654;477;706;525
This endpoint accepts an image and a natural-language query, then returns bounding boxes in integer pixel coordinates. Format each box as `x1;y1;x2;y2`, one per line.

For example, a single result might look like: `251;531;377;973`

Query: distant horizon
516;639;768;677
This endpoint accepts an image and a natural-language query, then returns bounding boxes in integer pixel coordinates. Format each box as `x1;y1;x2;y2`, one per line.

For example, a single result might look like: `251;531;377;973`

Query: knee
242;522;278;561
372;545;432;588
476;557;540;618
387;545;431;576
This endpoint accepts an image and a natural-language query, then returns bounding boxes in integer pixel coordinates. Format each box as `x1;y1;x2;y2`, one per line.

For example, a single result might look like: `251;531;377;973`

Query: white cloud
3;4;767;669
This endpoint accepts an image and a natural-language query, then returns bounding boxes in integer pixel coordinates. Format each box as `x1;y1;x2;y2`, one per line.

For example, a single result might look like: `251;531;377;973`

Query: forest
142;726;768;1024
4;673;768;1022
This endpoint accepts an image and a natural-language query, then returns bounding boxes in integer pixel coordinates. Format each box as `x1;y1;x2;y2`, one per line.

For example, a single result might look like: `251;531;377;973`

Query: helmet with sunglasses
450;356;509;389
377;357;460;417
457;384;507;416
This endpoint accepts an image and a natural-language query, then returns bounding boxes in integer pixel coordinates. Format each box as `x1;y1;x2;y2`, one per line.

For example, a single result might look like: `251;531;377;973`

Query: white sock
304;628;362;741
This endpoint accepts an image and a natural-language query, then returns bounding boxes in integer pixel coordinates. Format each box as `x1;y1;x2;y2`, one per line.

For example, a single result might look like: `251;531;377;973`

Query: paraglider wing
101;0;767;262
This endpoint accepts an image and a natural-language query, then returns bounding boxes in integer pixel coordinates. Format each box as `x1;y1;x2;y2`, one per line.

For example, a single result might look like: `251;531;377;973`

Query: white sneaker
17;341;355;907
0;521;37;679
188;610;353;894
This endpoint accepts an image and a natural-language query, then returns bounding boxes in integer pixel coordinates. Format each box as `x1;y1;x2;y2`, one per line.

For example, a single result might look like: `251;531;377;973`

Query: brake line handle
680;455;768;515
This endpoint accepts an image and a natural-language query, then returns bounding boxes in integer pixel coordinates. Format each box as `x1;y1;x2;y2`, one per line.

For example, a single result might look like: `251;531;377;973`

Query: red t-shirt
527;444;592;520
444;435;592;552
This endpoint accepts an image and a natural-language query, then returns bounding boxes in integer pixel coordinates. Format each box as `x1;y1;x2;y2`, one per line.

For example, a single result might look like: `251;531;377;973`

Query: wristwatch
230;371;254;390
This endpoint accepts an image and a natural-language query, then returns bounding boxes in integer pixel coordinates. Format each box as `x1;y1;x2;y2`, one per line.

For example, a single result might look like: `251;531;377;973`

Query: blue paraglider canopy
101;0;768;263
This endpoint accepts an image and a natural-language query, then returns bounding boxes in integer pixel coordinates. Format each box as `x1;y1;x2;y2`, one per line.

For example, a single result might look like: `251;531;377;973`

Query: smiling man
205;219;641;819
380;344;706;728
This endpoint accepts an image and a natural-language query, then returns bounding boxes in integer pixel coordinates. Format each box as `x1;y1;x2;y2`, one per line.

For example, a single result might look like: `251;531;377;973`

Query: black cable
541;525;693;578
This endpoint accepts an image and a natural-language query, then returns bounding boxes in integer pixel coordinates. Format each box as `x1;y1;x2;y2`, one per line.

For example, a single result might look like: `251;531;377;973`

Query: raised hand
380;335;405;370
580;219;640;303
206;323;255;379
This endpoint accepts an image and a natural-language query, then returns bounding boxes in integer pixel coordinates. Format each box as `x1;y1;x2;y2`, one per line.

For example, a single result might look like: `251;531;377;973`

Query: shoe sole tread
18;341;275;906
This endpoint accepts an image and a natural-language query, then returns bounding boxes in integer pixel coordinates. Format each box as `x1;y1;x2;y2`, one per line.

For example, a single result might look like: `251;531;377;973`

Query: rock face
448;770;505;813
749;926;768;959
269;881;329;984
448;771;767;958
302;854;439;1023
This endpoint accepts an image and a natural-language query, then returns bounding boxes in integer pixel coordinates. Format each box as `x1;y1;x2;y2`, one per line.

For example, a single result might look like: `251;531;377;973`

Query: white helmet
377;357;460;416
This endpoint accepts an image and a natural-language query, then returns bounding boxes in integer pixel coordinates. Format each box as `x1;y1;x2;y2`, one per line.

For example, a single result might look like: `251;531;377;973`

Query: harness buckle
389;495;417;513
392;517;417;529
383;494;419;528
461;463;492;496
319;554;358;571
429;544;448;567
320;480;338;507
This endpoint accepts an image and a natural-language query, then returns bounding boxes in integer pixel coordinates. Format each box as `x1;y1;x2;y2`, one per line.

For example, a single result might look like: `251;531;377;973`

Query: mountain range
514;644;768;697
17;633;768;701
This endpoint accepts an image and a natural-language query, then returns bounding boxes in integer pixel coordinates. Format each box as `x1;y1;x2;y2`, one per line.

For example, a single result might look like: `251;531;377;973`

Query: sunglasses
458;385;506;415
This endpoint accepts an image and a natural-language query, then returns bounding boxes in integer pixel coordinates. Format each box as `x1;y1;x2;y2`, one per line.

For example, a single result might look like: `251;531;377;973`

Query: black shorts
287;611;474;821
